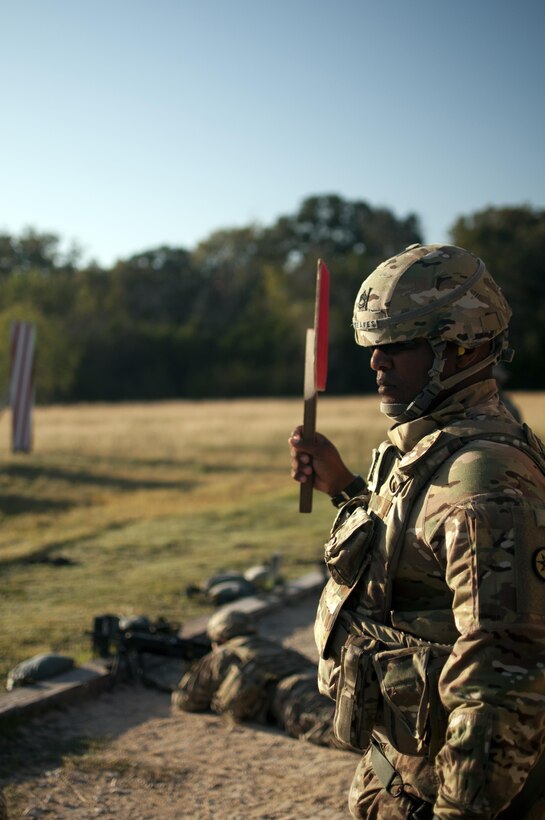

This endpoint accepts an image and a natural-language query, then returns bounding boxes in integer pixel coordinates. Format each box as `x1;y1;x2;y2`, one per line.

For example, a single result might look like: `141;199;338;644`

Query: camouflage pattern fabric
171;634;328;738
348;741;438;819
349;742;545;819
351;243;514;424
352;244;511;350
270;671;337;747
0;789;6;820
206;608;257;642
316;381;545;818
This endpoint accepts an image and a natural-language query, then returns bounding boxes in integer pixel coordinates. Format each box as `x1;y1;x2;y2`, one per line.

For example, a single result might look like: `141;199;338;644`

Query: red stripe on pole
315;260;330;392
10;321;36;452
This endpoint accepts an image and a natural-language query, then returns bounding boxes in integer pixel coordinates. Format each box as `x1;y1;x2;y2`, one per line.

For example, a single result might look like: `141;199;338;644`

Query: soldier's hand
288;425;355;497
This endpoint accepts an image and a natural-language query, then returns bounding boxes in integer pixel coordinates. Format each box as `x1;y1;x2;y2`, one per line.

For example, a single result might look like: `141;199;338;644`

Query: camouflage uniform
271;670;336;747
314;246;545;818
172;610;336;747
0;789;6;820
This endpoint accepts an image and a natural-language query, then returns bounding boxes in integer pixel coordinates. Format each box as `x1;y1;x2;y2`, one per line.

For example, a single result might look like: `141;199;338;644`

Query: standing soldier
172;608;337;748
289;244;545;818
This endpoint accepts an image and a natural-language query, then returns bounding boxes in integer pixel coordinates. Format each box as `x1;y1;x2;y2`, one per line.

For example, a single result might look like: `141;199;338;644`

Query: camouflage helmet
206;608;257;643
352;244;512;349
352;244;514;423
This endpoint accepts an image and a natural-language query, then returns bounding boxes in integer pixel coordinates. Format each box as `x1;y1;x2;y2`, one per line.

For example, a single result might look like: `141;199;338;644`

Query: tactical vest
213;635;315;721
314;418;545;757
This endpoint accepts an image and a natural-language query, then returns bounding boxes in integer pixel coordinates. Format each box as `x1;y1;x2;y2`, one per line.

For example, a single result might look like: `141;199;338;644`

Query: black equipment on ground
90;614;211;684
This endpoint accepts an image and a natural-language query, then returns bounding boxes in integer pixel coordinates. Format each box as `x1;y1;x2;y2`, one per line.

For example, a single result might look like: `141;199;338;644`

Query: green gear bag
6;653;74;690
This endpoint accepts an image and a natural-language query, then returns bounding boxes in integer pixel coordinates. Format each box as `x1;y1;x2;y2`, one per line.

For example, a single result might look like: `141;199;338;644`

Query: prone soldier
171;608;337;748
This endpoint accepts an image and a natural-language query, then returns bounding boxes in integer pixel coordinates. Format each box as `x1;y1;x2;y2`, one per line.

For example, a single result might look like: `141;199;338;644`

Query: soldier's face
369;339;434;407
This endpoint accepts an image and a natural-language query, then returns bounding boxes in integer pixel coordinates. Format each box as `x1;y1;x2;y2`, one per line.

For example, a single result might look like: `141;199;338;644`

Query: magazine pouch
324;505;375;587
333;634;380;752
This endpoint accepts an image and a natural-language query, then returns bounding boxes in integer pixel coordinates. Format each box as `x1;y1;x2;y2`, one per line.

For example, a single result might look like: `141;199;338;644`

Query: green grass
1;392;540;682
0;396;390;680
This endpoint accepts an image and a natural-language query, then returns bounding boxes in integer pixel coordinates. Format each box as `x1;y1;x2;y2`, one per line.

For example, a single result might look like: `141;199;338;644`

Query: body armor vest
314;418;545;756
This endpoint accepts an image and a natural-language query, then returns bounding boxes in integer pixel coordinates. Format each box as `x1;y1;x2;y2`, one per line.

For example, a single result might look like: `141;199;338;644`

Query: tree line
0;195;543;402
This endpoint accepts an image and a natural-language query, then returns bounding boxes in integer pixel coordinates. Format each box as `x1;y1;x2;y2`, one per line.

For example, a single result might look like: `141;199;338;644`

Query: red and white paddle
299;259;330;513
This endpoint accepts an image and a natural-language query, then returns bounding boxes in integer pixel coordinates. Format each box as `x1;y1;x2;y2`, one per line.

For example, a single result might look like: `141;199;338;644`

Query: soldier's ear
456;342;490;371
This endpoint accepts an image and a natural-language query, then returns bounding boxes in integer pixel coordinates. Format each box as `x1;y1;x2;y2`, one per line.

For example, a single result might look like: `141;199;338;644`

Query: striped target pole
10;321;36;453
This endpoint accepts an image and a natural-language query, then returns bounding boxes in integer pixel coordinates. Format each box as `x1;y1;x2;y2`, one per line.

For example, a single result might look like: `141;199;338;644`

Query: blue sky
3;0;544;267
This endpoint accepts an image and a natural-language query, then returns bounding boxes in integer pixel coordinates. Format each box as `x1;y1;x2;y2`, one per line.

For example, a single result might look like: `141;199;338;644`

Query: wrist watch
330;474;366;508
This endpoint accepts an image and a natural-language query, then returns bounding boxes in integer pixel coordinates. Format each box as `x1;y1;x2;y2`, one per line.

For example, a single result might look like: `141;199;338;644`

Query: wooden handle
299;478;313;513
299;390;317;513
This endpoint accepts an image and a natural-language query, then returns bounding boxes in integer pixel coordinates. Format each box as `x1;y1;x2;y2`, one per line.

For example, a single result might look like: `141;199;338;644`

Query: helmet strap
439;332;512;392
381;339;447;423
381;333;512;424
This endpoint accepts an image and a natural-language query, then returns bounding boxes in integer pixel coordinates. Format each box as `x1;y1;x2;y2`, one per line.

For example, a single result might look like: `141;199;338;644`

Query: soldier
289;244;545;818
171;608;337;748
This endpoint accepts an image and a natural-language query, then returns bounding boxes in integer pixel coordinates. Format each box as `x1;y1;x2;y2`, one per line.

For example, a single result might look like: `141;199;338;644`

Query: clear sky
3;0;544;267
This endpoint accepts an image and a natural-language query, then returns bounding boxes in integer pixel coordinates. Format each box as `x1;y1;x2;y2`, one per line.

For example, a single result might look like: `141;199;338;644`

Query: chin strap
381;339;447;423
381;333;513;424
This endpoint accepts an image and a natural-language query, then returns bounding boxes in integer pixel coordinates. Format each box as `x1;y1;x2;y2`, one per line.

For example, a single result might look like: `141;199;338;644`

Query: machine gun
90;614;212;685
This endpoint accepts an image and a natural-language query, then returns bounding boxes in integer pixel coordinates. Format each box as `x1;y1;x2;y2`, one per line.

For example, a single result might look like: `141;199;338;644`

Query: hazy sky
3;0;544;266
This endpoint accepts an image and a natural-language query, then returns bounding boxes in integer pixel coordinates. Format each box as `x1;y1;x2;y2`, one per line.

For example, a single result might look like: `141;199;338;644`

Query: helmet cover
353;244;511;349
206;608;257;643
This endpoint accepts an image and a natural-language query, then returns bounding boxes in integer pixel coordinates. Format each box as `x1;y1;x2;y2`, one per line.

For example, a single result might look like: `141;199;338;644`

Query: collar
387;379;502;454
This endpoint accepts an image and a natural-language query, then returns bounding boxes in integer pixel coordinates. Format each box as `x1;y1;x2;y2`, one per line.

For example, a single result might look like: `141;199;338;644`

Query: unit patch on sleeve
532;547;545;581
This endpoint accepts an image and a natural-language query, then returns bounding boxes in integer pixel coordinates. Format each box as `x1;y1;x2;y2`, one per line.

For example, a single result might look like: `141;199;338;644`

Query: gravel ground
1;594;358;819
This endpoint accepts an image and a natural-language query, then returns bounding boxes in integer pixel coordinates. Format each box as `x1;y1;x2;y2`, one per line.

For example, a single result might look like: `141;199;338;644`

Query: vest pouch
324;505;375;587
373;645;449;758
333;634;380;752
317;654;339;700
314;577;354;659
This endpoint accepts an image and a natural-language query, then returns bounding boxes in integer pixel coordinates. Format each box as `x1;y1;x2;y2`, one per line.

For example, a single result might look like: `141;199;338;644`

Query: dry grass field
0;395;390;681
0;391;542;683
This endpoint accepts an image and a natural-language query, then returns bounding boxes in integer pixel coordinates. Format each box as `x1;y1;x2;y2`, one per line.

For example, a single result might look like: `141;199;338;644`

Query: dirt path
2;596;358;819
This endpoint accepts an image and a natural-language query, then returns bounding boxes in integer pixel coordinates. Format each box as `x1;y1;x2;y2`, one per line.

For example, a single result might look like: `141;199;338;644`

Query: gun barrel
122;630;211;659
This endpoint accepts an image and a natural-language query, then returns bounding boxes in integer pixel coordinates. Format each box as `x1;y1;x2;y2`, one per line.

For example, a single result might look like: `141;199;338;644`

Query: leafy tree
69;258;198;401
259;194;423;394
0;304;81;402
188;226;298;396
450;206;545;389
1;268;78;318
0;228;80;277
110;246;195;324
0;197;424;401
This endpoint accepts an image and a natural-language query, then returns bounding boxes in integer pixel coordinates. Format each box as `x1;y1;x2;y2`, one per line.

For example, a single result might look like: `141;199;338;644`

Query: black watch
330;475;366;508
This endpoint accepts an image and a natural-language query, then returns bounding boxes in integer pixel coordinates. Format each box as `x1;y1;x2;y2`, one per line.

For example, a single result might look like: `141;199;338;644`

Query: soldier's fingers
290;453;313;473
289;433;325;456
290;452;313;481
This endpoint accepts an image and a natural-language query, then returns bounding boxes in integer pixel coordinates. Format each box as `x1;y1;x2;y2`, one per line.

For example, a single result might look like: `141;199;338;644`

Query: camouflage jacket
314;380;545;817
173;634;316;722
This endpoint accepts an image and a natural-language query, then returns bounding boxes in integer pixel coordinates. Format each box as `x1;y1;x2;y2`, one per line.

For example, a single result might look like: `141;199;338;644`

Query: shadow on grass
1;463;198;494
0;494;76;517
0;521;133;570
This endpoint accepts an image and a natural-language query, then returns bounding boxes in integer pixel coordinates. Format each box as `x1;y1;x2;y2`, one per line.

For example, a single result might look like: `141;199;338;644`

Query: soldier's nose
370;347;393;370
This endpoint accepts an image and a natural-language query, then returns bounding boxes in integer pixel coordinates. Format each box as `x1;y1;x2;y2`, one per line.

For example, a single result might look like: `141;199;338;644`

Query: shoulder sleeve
432;491;545;816
418;441;545;815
